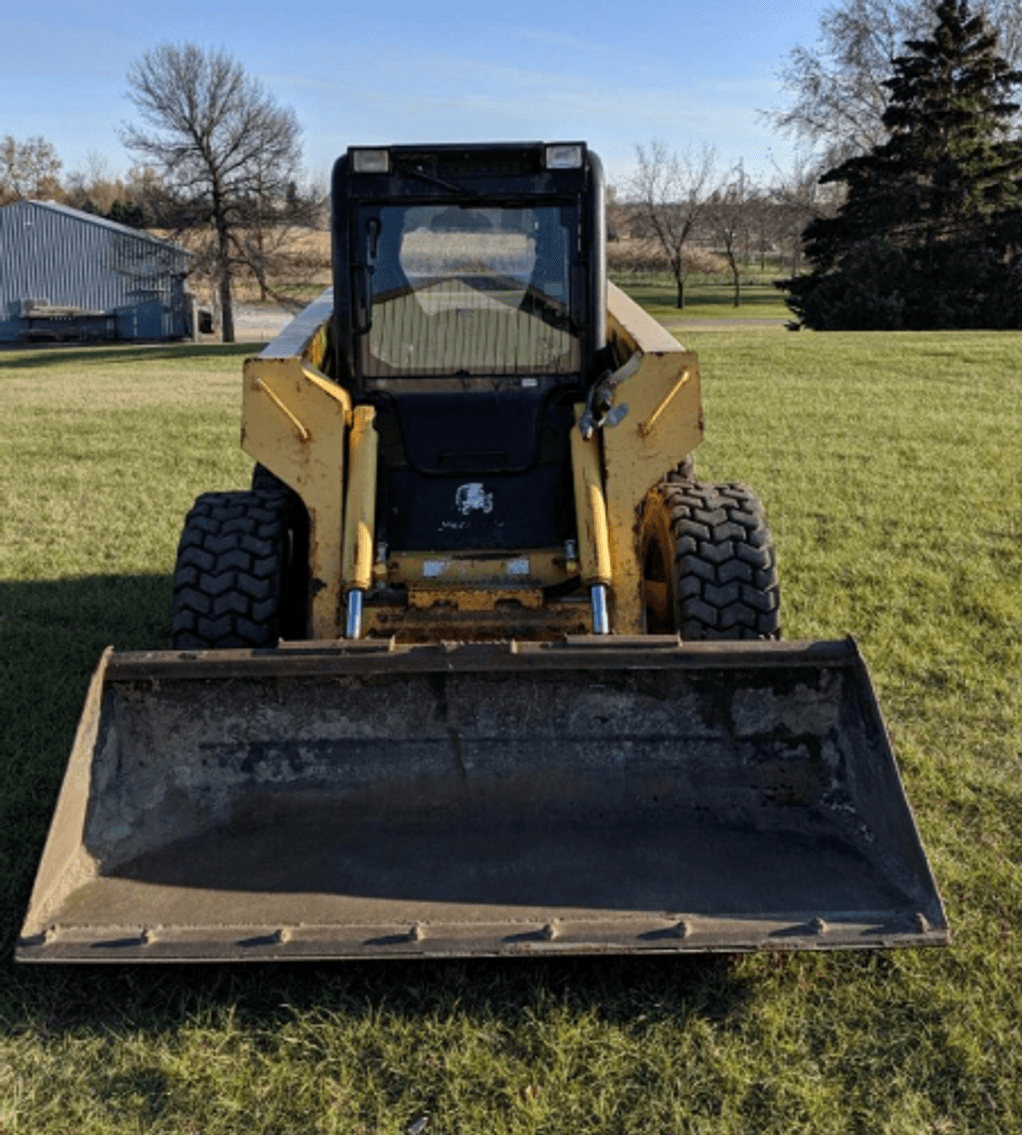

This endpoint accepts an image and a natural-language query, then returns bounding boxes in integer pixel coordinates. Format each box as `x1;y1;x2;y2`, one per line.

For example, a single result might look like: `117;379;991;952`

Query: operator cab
330;143;606;553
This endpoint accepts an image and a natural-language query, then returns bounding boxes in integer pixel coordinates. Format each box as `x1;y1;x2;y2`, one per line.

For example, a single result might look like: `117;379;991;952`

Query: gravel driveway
232;303;298;342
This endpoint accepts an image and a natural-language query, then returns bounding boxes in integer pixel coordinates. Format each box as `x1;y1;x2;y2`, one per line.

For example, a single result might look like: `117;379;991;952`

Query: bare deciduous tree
0;135;63;204
122;42;306;341
768;153;845;275
764;0;1022;167
63;153;136;220
627;142;719;308
231;167;325;306
705;164;758;307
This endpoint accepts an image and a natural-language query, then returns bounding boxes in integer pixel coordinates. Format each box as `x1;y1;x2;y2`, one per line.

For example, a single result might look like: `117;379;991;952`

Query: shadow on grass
0;574;172;958
0;576;752;1037
683;289;786;310
5;953;753;1045
0;342;259;369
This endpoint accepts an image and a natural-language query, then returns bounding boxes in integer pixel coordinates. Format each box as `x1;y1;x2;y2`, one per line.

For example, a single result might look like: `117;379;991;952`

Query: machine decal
455;483;494;516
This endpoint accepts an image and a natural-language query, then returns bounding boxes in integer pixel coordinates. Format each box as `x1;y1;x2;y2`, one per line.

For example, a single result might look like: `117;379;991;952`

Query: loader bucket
18;637;948;962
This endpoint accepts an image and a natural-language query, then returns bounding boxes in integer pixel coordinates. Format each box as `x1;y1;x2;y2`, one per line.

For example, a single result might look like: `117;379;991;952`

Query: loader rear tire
171;490;308;649
662;480;780;640
251;463;288;493
666;455;696;482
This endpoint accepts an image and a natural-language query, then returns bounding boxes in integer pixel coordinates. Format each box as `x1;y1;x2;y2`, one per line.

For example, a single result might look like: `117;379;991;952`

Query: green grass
611;271;793;322
2;333;1022;1133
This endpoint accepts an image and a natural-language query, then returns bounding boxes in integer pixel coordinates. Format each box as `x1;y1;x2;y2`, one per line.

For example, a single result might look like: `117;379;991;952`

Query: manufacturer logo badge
455;482;494;516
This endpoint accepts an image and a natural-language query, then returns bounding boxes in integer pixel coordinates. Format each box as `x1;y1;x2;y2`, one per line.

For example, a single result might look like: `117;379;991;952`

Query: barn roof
1;199;191;258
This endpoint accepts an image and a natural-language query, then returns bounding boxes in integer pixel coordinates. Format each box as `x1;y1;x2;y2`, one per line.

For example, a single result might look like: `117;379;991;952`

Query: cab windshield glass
359;204;579;377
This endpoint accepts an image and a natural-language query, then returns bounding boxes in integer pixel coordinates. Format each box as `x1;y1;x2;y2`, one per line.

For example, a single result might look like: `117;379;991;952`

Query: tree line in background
619;0;1022;328
4;0;1021;335
771;0;1022;328
0;139;183;229
608;143;839;311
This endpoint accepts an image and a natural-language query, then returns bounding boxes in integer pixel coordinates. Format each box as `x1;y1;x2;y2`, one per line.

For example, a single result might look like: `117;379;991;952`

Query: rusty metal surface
361;603;592;641
18;637;949;962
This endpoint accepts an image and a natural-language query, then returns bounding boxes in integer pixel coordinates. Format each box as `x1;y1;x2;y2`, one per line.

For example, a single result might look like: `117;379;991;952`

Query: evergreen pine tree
783;0;1022;329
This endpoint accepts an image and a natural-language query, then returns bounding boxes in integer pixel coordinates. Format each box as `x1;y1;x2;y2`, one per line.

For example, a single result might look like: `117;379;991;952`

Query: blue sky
4;0;831;191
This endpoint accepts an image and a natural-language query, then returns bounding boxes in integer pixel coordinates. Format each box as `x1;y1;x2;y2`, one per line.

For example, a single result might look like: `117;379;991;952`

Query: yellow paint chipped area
387;550;573;588
407;585;545;611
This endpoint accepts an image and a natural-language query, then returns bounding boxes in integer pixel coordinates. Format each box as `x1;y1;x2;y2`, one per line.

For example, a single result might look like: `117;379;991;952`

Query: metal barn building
0;200;192;342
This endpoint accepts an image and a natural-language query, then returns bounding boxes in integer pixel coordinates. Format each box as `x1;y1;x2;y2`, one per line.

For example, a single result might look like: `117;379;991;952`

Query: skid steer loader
18;142;948;962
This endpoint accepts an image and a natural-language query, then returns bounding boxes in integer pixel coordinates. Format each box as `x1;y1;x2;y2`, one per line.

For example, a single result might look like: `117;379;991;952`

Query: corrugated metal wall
0;201;191;341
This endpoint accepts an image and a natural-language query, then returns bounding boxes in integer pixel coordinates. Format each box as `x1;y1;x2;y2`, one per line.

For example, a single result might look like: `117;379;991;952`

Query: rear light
351;148;391;173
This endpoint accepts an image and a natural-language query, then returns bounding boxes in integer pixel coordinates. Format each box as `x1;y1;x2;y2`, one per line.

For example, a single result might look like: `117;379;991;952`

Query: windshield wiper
394;161;480;198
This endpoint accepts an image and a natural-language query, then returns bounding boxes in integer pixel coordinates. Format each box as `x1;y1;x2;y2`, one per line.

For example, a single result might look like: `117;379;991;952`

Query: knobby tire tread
663;479;781;640
171;490;306;649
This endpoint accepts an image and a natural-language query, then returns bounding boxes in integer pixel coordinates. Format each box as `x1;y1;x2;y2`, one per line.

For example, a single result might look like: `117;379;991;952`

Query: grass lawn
611;271;793;322
1;330;1021;1133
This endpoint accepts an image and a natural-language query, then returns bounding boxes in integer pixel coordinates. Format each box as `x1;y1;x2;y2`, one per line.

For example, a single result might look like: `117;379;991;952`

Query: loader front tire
662;480;780;640
171;490;308;649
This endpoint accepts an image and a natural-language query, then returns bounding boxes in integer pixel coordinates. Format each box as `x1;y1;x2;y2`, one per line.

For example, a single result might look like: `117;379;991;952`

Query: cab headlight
351;148;391;173
545;144;584;170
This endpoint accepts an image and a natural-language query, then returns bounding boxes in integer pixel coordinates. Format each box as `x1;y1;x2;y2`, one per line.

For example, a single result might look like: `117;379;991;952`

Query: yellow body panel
408;585;545;611
601;283;703;632
368;548;588;637
360;599;590;640
241;338;351;639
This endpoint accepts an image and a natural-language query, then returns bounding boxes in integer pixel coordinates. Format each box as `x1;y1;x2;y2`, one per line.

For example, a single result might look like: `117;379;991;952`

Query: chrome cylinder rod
345;589;364;639
590;584;610;635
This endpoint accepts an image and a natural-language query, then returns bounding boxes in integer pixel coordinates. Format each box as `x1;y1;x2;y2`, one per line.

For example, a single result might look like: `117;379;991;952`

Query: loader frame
241;282;702;640
241;142;704;643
